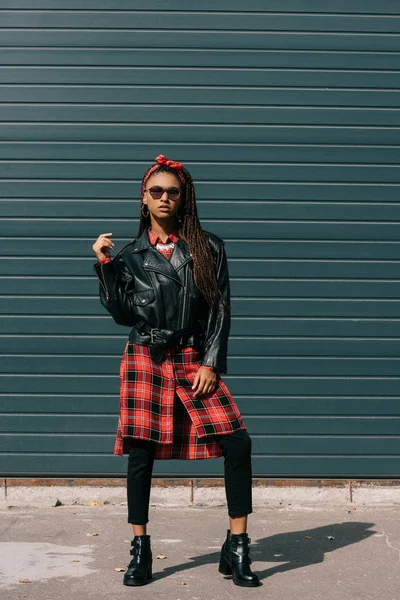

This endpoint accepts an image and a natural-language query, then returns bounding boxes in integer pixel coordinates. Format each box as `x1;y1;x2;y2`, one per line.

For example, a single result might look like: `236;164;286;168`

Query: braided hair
137;158;223;309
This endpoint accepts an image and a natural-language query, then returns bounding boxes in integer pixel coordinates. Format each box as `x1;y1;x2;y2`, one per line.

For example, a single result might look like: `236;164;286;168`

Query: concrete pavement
1;500;400;600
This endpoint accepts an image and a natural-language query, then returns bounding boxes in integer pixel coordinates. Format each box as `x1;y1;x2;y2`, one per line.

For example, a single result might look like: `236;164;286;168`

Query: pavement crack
375;529;400;562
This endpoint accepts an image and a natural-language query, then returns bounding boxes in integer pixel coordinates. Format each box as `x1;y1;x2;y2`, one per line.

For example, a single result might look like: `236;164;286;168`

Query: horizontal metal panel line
1;178;400;184
0;414;117;418
0;141;399;148
0;452;114;456
2;158;400;165
2;88;397;97
2;85;400;93
1;48;400;55
0;428;116;431
1;28;400;35
250;432;400;435
3;156;400;162
0;393;116;397
1;123;400;130
254;454;400;457
2;10;400;16
234;277;400;281
0;24;399;37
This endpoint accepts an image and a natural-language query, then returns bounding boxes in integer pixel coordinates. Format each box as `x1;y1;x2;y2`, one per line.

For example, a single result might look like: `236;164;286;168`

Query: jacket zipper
99;262;109;301
180;266;188;329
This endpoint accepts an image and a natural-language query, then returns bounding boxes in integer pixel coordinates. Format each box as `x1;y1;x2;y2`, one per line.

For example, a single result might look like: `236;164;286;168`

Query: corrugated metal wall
1;1;400;477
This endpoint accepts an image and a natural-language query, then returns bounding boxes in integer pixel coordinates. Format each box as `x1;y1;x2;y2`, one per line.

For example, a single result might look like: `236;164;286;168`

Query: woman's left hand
192;367;218;398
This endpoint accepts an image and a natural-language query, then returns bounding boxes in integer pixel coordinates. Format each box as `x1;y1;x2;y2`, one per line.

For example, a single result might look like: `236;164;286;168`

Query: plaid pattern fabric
147;226;179;260
114;342;247;459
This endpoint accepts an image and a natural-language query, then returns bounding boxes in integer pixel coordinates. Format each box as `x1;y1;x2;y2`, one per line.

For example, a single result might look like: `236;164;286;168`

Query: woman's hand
192;366;218;398
92;232;114;262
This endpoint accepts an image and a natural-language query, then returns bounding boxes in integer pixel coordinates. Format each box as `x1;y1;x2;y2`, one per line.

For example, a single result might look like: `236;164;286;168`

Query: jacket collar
148;226;179;246
132;227;192;283
132;227;152;253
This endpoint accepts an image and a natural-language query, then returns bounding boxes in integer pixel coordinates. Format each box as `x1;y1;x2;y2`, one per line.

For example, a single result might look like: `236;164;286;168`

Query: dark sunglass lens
168;188;180;200
149;186;163;199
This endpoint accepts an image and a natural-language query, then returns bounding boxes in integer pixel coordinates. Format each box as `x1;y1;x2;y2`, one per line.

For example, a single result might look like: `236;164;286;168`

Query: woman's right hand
92;232;114;262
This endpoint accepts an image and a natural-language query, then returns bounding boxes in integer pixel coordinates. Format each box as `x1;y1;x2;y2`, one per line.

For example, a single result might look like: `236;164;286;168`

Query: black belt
130;322;201;364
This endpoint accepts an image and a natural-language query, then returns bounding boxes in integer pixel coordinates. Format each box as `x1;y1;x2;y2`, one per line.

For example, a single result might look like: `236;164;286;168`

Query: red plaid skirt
114;342;247;459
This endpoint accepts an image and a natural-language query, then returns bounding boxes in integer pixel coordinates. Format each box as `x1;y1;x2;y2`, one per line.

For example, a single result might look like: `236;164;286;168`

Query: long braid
138;161;223;309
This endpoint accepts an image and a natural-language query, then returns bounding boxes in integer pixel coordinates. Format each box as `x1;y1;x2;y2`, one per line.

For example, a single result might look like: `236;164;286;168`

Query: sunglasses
145;186;181;201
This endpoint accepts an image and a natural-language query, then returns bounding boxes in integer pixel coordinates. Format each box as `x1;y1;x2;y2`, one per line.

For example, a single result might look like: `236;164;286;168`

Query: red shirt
147;226;179;260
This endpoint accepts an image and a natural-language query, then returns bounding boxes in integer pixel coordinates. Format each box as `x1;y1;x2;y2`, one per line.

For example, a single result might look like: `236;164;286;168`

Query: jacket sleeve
200;242;231;374
93;253;136;327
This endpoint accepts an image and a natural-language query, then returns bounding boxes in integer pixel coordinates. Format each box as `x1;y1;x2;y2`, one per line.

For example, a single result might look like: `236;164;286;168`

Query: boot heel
218;554;232;576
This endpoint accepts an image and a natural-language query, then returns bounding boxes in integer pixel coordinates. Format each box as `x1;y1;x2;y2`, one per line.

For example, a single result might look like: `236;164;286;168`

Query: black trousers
127;429;253;524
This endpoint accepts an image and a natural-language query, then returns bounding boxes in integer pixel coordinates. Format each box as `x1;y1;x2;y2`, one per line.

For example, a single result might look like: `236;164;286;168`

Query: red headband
142;154;186;196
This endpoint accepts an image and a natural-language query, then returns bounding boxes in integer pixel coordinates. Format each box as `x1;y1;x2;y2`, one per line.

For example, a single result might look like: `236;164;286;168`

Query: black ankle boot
221;528;231;554
219;532;260;587
123;535;153;586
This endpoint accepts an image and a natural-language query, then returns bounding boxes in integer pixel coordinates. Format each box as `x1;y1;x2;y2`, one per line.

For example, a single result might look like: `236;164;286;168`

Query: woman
92;154;260;588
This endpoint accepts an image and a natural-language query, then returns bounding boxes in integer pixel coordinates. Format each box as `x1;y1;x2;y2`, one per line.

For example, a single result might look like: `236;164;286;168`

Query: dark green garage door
1;1;400;477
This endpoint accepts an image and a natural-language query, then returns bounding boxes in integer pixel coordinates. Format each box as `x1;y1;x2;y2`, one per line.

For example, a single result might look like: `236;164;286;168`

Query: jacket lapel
143;247;183;285
132;228;192;285
169;238;193;273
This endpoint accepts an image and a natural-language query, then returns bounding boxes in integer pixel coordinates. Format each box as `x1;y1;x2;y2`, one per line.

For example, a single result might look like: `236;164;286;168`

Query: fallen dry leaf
180;581;187;586
115;567;126;572
157;553;167;559
305;536;312;539
124;540;130;543
87;532;99;537
88;500;102;506
18;578;31;583
71;560;80;562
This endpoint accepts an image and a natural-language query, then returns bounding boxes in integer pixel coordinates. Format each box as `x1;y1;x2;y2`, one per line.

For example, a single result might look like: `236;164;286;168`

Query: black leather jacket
93;227;231;373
